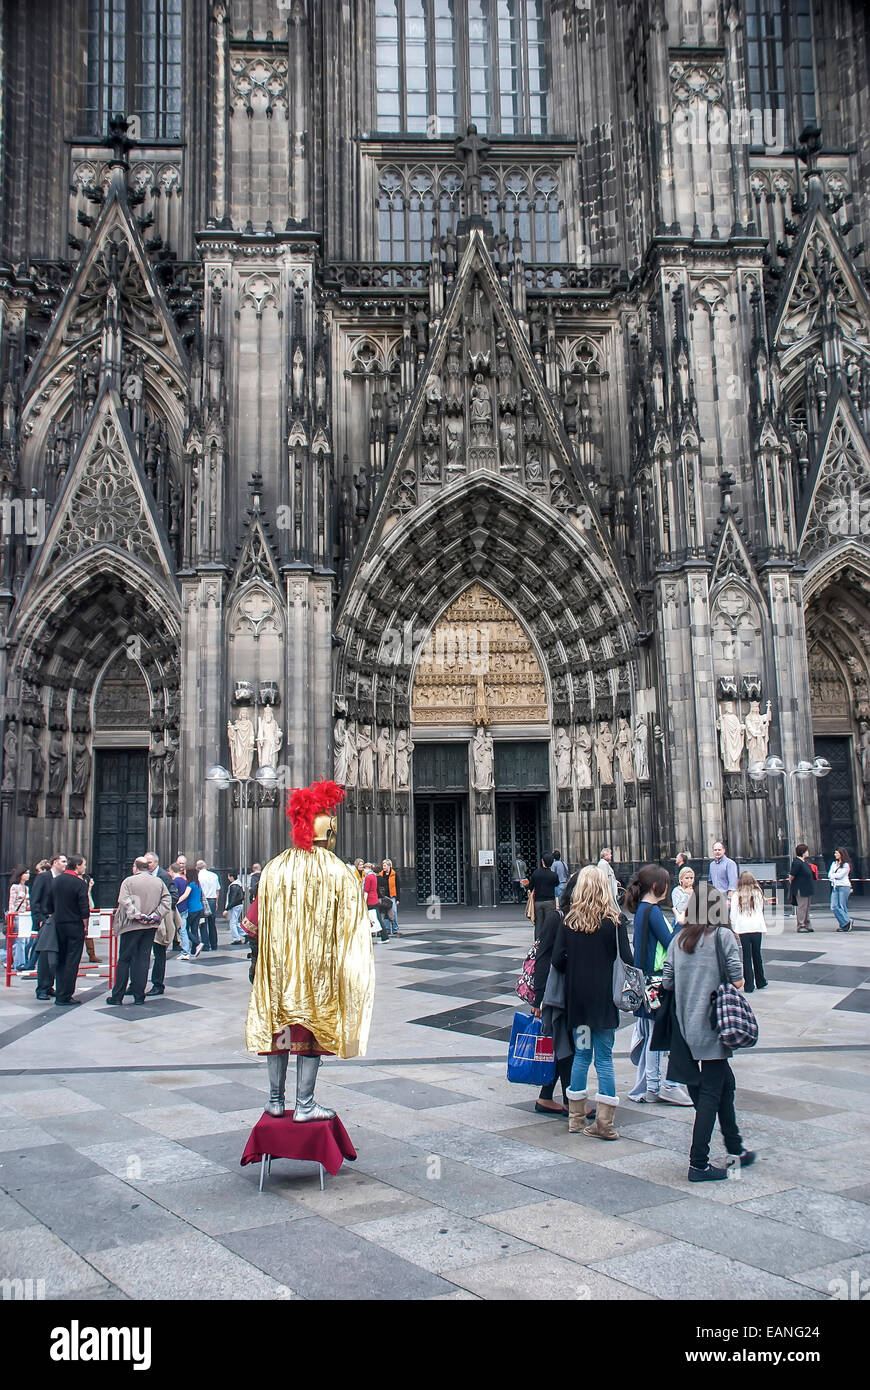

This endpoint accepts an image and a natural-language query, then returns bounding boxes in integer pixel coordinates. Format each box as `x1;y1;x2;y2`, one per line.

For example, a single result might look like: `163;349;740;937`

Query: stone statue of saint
860;722;870;784
633;716;650;782
1;726;17;791
744;699;772;766
48;733;67;794
165;735;179;793
333;717;348;785
72;735;91;796
472;725;494;791
573;724;593;790
256;707;283;769
470;374;492;441
614;717;635;784
345;721;359;788
555;726;572;788
357;724;374;790
595;722;615;786
376;727;394;789
717;702;745;773
228;709;255;780
149;734;168;786
395;728;414;790
30;736;45;795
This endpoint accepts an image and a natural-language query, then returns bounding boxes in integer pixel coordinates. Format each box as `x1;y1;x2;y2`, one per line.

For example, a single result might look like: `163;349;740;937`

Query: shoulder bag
708;928;759;1049
514;940;538;1006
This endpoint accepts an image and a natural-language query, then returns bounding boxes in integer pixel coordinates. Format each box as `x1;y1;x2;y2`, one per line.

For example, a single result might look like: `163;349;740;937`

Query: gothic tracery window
84;0;183;140
375;0;548;136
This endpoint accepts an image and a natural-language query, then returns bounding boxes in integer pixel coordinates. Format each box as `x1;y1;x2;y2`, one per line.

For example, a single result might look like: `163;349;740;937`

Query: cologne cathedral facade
1;0;869;906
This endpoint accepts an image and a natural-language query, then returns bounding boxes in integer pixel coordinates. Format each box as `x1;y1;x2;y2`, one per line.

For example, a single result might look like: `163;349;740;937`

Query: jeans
202;899;218;950
830;885;851;929
186;910;204;951
740;932;766;990
687;1059;742;1169
628;1016;662;1098
569;1025;616;1099
228;904;245;941
390;897;399;932
177;914;191;954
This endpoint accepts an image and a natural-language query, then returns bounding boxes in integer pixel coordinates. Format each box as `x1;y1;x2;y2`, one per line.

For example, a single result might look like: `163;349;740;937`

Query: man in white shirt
197;860;222;951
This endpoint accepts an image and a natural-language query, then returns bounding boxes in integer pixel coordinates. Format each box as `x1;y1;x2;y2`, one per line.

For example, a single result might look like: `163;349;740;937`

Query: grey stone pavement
0;900;868;1301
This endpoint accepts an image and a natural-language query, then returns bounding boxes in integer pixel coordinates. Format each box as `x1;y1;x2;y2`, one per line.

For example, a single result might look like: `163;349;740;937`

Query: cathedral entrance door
496;798;542;902
414;798;467;905
91;750;149;909
814;736;857;862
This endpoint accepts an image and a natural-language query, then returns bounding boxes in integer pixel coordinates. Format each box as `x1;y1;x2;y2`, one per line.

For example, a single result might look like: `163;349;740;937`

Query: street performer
244;778;374;1121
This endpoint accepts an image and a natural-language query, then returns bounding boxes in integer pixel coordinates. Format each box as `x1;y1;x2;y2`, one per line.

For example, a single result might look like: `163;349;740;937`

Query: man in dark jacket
44;855;90;1006
32;854;65;998
789;843;816;933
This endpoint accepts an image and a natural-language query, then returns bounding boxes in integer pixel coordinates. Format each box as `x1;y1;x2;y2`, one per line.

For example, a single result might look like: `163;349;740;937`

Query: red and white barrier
4;910;117;992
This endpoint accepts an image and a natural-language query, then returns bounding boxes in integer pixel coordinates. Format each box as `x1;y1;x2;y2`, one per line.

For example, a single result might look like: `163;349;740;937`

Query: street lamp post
205;763;278;908
748;755;831;855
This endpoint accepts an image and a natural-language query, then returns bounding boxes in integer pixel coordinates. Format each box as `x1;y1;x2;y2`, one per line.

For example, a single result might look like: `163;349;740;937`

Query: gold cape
245;846;375;1058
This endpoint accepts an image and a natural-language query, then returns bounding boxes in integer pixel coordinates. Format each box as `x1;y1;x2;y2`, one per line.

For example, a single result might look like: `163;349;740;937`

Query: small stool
241;1111;357;1191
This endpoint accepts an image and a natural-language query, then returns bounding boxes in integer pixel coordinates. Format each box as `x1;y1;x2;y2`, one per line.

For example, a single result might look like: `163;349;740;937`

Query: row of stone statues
716;699;772;773
227;707;283;780
333;719;414;791
554;717;651;791
1;725;92;798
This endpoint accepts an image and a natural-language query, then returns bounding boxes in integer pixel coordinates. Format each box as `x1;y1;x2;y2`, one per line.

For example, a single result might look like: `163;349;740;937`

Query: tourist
249;862;263;898
144;852;178;996
661;887;755;1181
362;863;386;941
44;854;90;1007
184;868;206;957
34;853;66;1000
596;847;621;901
531;899;572;1116
226;872;246;943
624;865;691;1106
172;862;197;958
675;850;690;872
378;859;401;936
671;865;695;925
353;858;365;883
709;841;738;899
6;864;31;972
528;853;559;936
789;843;815;933
511;853;529;904
106;858;172;1007
828;848;853;932
730;871;768;992
197;859;221;951
552;865;632;1138
551;849;569;892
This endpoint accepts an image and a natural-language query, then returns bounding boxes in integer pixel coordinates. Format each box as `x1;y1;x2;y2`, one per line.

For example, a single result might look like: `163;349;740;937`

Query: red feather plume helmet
286;778;345;852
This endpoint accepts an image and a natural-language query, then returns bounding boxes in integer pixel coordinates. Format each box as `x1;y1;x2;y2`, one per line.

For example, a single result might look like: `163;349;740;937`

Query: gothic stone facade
1;0;869;905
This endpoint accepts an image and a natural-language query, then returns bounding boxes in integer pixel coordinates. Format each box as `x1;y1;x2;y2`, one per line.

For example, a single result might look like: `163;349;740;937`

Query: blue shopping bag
507;1010;557;1086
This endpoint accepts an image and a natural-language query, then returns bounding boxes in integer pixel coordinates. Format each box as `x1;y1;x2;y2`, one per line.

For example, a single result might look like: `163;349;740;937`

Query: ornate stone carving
395;728;414;790
614;716;635;784
633;716;651;783
411;583;547;726
573;724;593;790
471;725;494;791
594;721;615;786
256;707;283;769
1;725;18;792
554;726;572;788
376;726;394;789
357;723;374;790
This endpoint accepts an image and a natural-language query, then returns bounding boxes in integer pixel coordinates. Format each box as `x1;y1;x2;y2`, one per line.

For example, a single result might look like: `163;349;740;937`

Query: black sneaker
735;1150;756;1167
688;1163;729;1182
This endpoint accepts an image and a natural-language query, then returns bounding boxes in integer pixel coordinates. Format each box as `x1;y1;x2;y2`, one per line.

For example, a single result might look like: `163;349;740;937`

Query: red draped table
241;1112;357;1190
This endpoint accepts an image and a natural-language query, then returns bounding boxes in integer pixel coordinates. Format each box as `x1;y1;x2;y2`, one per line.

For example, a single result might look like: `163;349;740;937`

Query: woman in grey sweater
661;887;756;1182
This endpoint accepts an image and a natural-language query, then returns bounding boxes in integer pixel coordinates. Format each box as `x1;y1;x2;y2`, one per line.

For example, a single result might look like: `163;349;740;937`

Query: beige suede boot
566;1088;587;1134
582;1094;619;1139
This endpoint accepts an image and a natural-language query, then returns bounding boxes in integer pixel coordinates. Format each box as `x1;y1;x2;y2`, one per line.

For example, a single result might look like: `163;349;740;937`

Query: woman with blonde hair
551;865;632;1138
671;866;695;925
729;871;768;992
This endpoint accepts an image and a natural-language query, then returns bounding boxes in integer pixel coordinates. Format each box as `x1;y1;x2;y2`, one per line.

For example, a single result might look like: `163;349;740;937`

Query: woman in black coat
552;865;632;1139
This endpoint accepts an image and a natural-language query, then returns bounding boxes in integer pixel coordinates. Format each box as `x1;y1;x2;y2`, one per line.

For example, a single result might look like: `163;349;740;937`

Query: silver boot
292;1055;336;1123
266;1052;289;1117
